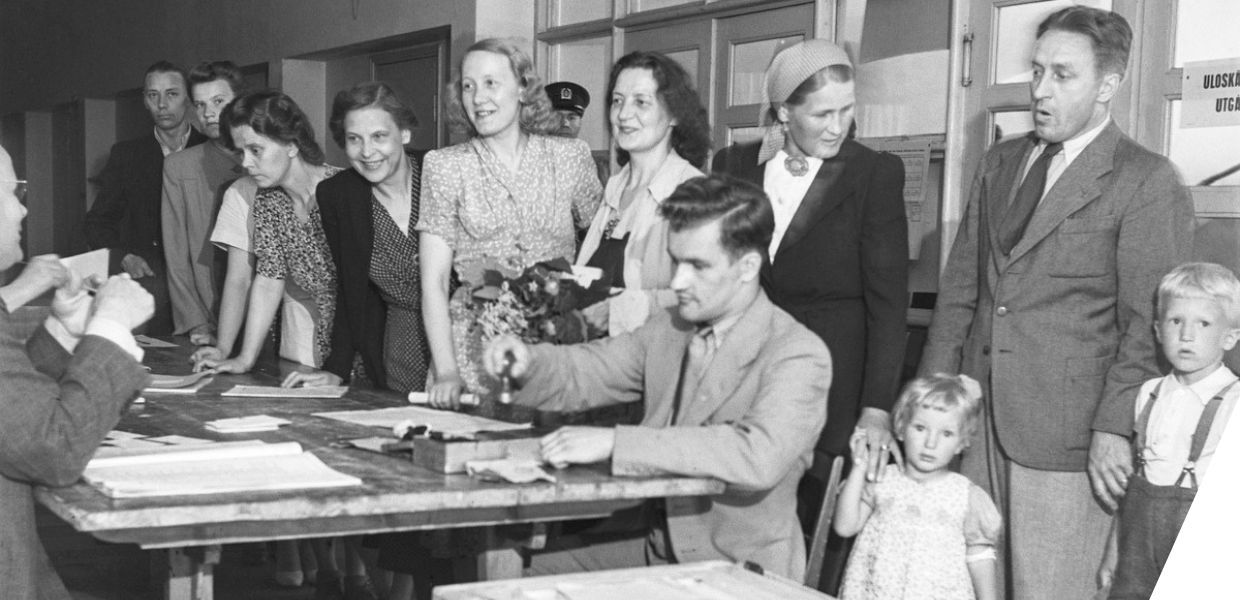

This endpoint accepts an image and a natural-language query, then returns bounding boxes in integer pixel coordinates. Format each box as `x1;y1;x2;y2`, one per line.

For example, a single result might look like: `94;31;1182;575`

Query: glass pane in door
548;0;611;27
728;126;765;147
1168;100;1240;186
729;35;804;107
993;0;1112;85
663;49;700;89
991;109;1034;146
549;36;612;151
1174;0;1240;67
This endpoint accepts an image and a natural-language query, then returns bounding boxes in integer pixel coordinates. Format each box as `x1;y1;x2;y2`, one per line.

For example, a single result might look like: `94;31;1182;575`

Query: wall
0;0;481;115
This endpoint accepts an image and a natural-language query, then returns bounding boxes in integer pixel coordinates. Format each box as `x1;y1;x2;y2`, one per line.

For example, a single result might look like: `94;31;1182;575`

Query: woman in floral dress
419;38;602;407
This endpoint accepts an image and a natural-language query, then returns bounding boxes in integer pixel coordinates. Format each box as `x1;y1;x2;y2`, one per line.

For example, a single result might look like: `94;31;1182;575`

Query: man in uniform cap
546;81;590;138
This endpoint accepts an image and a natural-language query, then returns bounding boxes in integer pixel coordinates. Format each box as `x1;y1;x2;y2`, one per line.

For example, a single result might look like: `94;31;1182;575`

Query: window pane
730;36;804;107
1169;100;1240;186
548;0;611;27
1174;0;1240;67
993;0;1111;85
728;126;764;147
629;0;696;13
549;36;612;151
992;110;1034;146
663;49;699;89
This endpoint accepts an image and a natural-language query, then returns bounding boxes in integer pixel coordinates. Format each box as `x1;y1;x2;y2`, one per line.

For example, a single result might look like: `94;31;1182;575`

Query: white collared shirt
1135;365;1240;487
155;126;192;157
1021;116;1111;204
763;150;823;261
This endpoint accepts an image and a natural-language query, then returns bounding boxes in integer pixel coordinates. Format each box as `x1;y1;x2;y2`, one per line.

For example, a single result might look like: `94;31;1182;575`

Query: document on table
314;405;530;438
134;335;178;348
204;415;290;433
222;384;349;398
143;371;213;395
83;441;361;498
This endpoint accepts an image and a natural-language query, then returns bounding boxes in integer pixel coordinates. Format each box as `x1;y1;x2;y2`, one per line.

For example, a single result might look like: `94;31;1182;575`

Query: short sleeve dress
250;166;343;367
417;134;602;393
840;466;1002;600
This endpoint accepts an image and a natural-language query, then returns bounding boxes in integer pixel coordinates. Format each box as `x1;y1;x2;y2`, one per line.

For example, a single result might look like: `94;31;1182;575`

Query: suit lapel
776;144;854;256
985;137;1036;261
676;294;769;426
1007;124;1119;263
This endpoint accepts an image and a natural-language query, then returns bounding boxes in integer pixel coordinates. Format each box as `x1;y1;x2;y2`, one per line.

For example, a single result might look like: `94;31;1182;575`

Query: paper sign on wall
1181;58;1240;128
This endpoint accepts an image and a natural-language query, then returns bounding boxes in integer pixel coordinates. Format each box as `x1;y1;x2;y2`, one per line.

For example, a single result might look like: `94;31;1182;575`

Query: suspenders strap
1174;379;1239;488
1134;381;1165;476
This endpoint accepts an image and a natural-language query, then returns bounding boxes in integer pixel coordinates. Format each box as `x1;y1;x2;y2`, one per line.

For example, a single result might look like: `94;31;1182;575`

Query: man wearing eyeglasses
84;60;207;334
1;144;153;599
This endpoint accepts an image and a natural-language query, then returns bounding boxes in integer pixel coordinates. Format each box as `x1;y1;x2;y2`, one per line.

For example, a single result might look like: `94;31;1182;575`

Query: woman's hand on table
427;374;465;410
190;346;224;371
282;370;342;388
188;325;216;347
197;356;252;375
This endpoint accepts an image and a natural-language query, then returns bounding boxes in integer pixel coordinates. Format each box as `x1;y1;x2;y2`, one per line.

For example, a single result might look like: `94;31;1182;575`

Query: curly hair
221;89;324;165
328;81;418;149
607;51;711;169
444;38;558;138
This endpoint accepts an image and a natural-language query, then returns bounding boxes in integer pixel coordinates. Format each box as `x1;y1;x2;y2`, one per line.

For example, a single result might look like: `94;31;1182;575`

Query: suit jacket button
996;306;1008;316
982;345;991;356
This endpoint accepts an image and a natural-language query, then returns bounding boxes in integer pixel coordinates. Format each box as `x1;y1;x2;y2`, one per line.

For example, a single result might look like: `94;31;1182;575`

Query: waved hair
145;60;188;88
329;81;419;149
766;64;853;125
187;61;245;96
891;374;983;447
1037;5;1132;77
221;89;325;165
1157;262;1240;327
660;174;774;264
444;38;558;138
606;51;711;169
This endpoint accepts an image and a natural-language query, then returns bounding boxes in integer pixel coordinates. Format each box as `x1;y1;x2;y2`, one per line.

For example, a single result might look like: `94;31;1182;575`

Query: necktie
998;142;1063;255
671;328;716;424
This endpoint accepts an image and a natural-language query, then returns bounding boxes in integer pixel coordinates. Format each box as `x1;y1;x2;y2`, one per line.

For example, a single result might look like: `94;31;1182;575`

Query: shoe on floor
315;572;345;600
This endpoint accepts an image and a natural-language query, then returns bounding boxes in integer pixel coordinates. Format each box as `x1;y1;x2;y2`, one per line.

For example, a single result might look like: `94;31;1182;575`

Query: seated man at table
482;174;831;582
0;143;152;600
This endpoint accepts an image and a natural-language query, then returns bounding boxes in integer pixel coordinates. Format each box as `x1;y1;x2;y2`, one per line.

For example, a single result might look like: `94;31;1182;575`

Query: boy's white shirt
1134;364;1240;487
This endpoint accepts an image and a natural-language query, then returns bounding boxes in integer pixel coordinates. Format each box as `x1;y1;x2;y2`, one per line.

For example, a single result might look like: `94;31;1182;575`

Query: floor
41;506;353;600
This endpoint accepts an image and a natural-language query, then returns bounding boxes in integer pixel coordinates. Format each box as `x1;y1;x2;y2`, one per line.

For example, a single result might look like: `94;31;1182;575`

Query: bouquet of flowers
472;257;609;345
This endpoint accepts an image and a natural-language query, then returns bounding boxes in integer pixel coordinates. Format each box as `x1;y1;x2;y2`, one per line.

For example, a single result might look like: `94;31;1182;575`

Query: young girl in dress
835;374;1001;600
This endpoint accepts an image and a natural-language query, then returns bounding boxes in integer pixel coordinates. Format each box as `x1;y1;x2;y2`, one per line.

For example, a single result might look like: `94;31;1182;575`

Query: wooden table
35;342;724;600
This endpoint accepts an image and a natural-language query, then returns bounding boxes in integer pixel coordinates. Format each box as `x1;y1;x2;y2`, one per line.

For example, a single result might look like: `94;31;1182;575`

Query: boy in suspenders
1100;263;1240;599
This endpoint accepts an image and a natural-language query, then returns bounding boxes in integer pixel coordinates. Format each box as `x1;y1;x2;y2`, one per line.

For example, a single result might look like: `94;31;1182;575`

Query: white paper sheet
222;385;348;398
59;249;109;284
314;406;530;437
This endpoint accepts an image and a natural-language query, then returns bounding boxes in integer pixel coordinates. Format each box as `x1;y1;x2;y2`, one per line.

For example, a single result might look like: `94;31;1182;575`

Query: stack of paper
143;372;213;395
222;385;349;398
204;415;290;433
83;441;361;498
314;405;530;439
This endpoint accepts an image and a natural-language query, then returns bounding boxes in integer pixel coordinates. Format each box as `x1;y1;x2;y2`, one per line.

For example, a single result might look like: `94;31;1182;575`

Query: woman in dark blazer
712;40;907;498
287;82;430;394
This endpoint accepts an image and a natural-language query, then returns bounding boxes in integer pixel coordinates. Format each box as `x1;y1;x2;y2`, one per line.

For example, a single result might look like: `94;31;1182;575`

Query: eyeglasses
1;180;27;205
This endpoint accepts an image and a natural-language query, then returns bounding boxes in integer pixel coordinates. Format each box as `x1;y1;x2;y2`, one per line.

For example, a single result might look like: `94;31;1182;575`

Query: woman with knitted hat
711;39;908;589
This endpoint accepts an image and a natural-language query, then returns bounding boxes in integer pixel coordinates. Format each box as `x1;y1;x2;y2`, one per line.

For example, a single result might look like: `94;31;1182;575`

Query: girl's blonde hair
892;373;984;445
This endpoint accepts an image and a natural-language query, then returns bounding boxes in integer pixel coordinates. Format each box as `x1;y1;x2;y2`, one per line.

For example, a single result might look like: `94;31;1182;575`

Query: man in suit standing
162;61;245;347
919;7;1193;599
85;60;207;334
0;144;153;599
483;174;832;582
